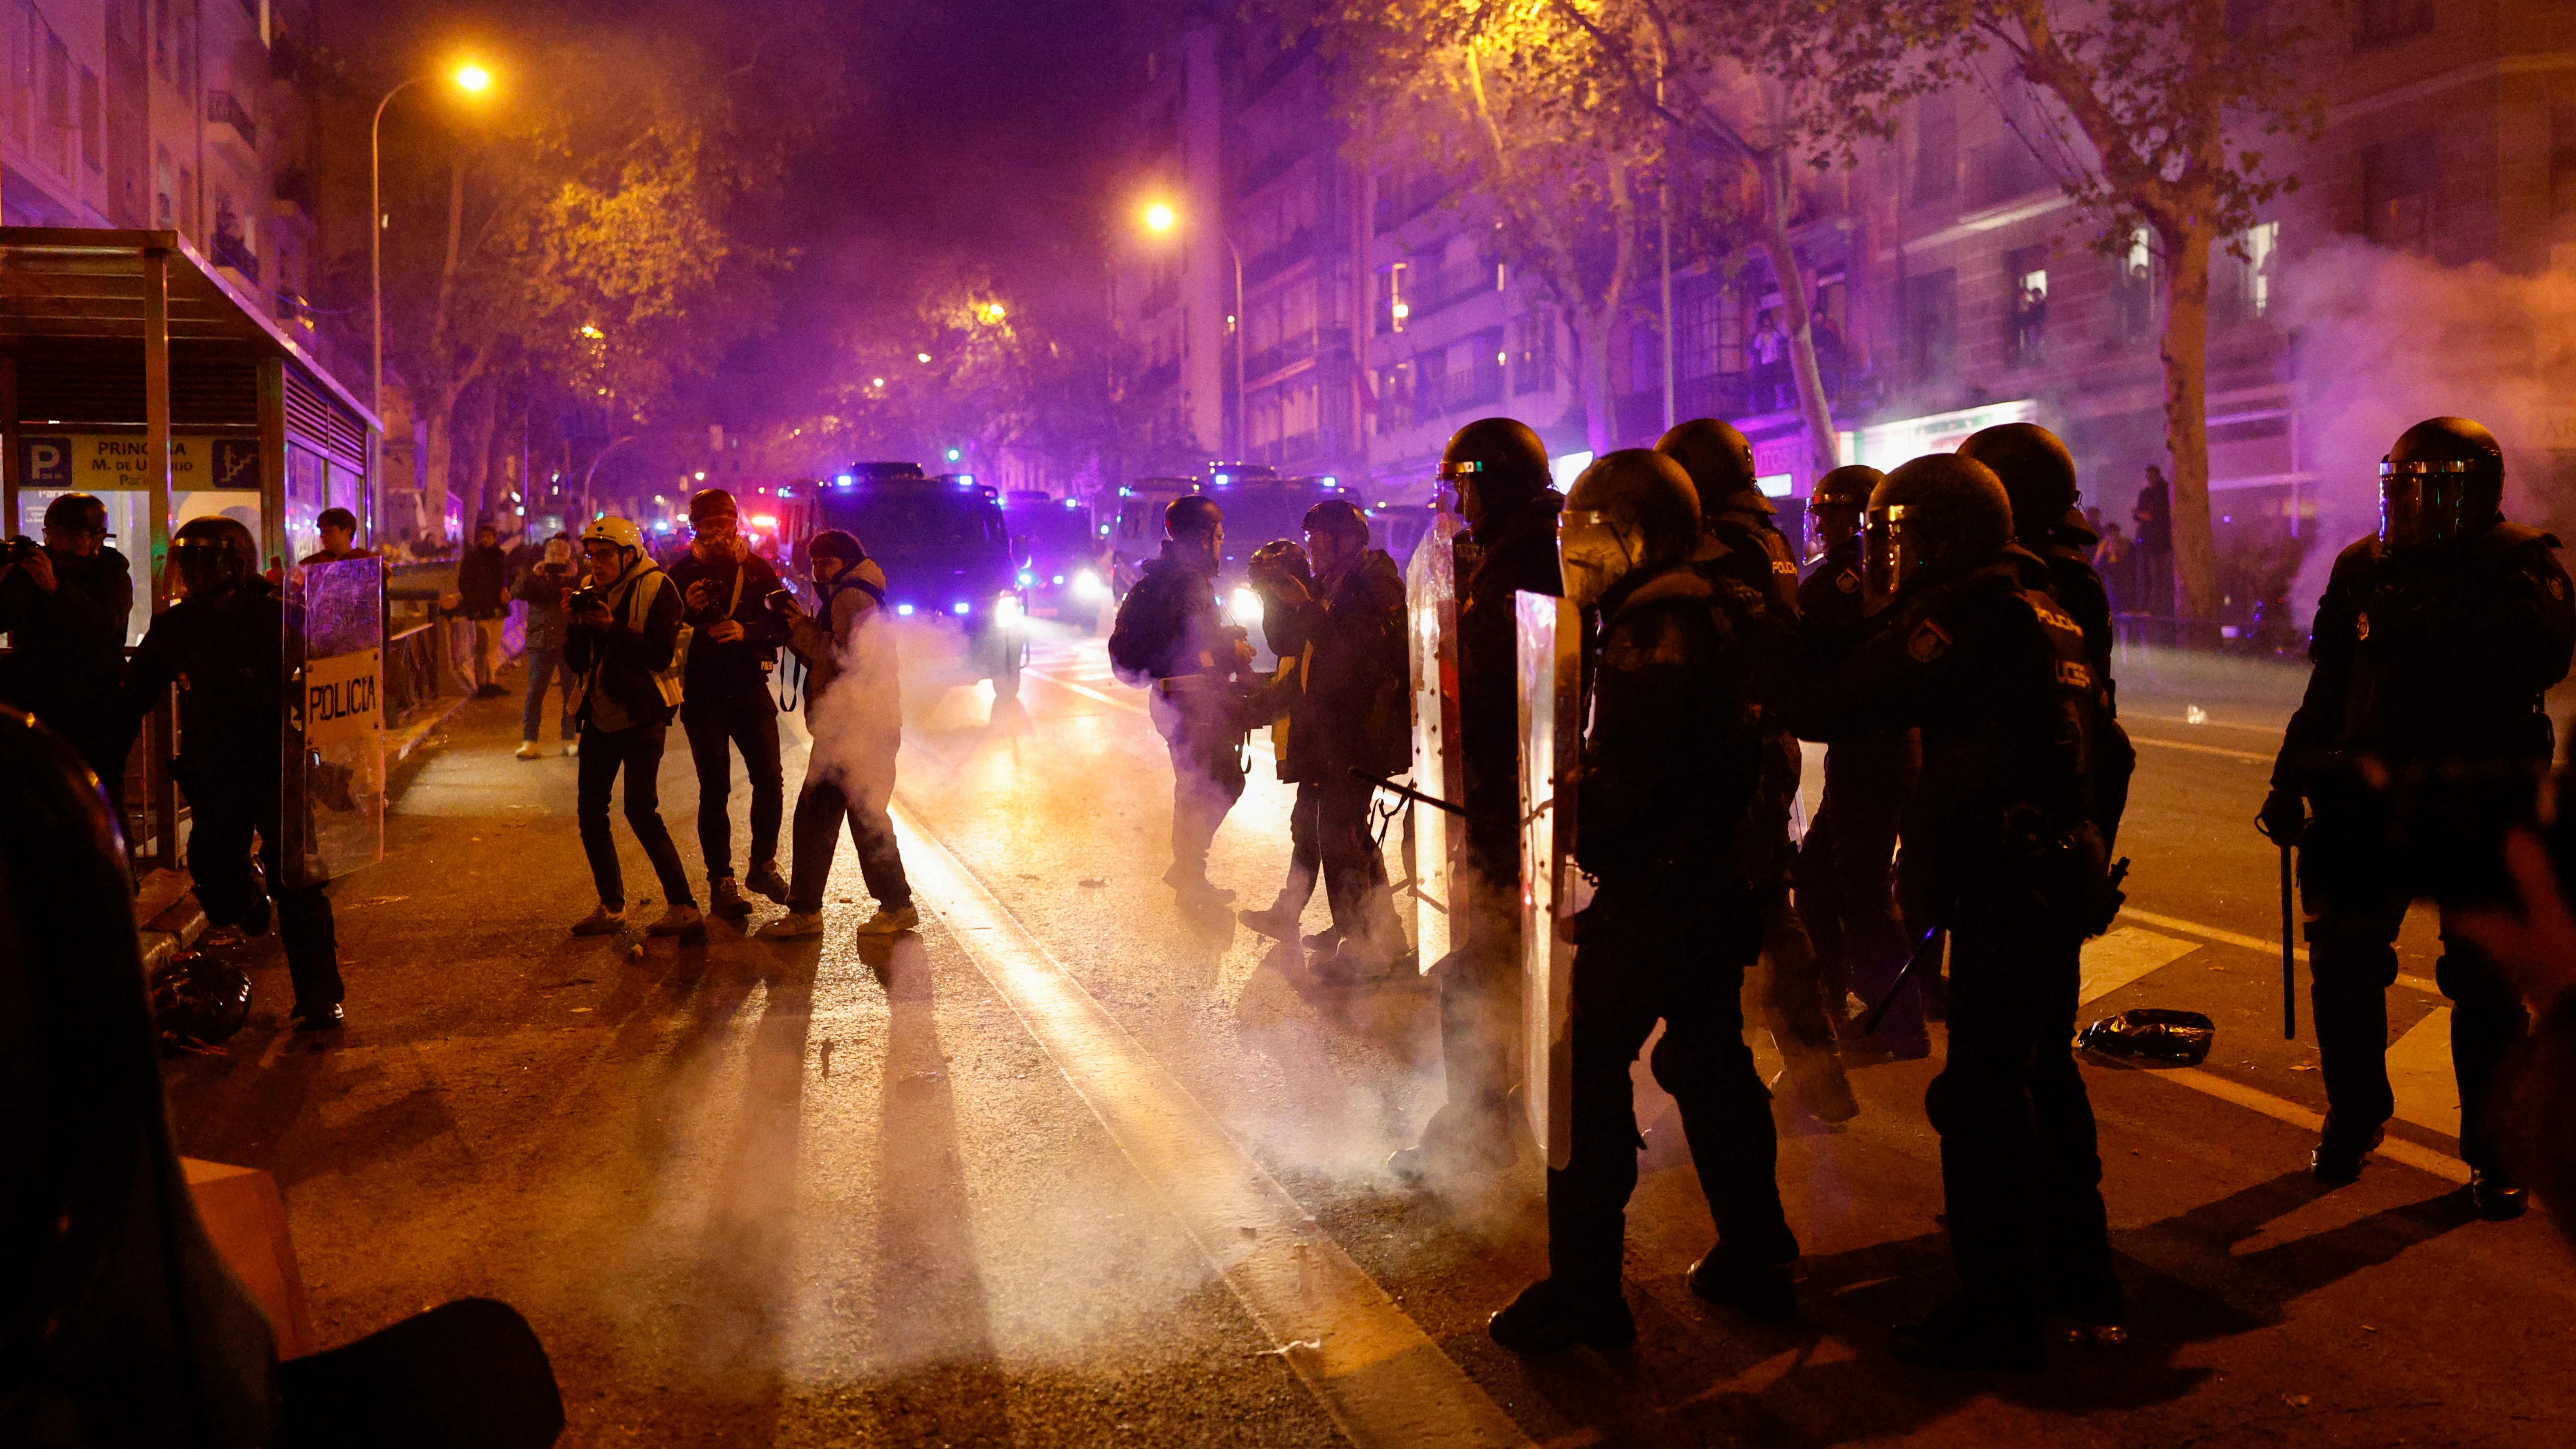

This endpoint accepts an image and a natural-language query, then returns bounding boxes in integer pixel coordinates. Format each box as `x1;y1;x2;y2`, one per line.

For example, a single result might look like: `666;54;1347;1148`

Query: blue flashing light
652;519;672;532
952;599;972;616
1322;476;1338;486
1017;570;1035;587
945;447;962;463
1213;472;1231;486
835;473;855;487
1051;574;1064;585
896;603;915;617
1118;486;1132;496
1062;498;1079;509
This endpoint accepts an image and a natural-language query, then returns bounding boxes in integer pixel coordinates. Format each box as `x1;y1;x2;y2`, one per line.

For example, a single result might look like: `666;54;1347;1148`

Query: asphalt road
161;623;2576;1448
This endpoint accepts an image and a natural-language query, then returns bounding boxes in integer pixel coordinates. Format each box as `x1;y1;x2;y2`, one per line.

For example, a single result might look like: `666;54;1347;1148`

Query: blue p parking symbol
21;436;70;486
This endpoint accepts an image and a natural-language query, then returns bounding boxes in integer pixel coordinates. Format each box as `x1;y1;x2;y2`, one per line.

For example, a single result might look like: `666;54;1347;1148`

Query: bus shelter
0;228;385;882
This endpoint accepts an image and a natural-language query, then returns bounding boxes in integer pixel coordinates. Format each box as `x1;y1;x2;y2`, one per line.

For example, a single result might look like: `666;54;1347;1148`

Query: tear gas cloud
2285;240;2576;609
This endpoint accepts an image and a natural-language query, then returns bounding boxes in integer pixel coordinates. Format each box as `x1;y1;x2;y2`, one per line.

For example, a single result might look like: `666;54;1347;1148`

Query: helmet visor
1558;508;1637;614
2379;460;2481;550
168;536;244;595
1861;503;1920;610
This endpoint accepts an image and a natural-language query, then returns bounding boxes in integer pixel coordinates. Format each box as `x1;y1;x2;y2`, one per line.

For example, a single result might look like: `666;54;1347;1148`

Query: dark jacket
2275;522;2576;792
1576;565;1760;882
454;544;509;619
565;559;682;732
1269;548;1409;780
1108;541;1232;685
118;576;283;784
0;545;133;733
666;548;791;697
1791;552;2108;926
514;561;580;654
1457;493;1563;859
787;558;893;720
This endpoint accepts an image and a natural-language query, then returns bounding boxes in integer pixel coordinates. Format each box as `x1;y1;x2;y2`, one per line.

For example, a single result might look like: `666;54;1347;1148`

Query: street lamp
373;62;497;415
1138;200;1245;459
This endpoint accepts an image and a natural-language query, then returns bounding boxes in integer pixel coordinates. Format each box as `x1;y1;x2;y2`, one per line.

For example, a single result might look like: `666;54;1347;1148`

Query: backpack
624;568;695;709
1108;569;1184;682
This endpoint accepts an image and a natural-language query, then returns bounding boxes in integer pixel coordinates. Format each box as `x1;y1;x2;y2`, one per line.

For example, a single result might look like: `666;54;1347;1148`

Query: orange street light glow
454;64;492;93
1143;202;1177;232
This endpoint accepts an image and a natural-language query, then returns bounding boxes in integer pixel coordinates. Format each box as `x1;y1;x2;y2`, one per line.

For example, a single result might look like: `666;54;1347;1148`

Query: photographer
0;492;134;814
2261;416;2576;1215
513;533;580;760
668;488;792;918
1236;540;1325;945
1108;494;1251;908
1259;499;1409;977
118;517;345;1029
759;528;916;940
563;517;701;940
453;522;511;698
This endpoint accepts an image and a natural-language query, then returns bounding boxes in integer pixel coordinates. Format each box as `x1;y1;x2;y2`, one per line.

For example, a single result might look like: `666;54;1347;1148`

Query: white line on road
2119;906;2440;995
890;797;1531;1449
2156;1067;2470;1185
2127;733;2271;764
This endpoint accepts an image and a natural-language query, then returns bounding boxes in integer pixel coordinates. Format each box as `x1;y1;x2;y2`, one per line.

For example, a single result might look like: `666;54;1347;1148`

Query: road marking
2118;906;2440;995
2157;1066;2470;1185
1024;665;1281;758
2387;1006;2461;1139
2127;733;2270;764
890;797;1531;1449
2079;926;2198;1005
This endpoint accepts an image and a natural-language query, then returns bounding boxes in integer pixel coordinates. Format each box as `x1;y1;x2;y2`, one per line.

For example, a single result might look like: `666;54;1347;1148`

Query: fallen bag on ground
150;947;253;1052
2077;1007;2214;1066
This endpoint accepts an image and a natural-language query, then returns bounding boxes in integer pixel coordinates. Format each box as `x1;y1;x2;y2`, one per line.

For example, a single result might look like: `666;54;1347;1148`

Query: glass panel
1406;511;1462;972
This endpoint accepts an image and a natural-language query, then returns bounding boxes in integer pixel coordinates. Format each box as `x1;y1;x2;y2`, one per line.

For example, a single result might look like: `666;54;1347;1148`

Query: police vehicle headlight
1230;585;1264;629
1072;569;1107;599
994;593;1023;627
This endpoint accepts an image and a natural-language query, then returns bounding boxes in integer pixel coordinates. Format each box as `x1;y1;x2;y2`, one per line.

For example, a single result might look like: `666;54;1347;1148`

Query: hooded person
1107;493;1252;907
759;528;916;940
667;487;794;917
563;516;702;940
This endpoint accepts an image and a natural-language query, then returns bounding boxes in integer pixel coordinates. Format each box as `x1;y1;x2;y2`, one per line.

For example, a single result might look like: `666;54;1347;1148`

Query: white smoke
2284;240;2576;610
800;597;905;806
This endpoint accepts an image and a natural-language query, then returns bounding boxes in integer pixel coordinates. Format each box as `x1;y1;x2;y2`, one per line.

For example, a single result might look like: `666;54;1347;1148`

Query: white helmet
582;516;645;552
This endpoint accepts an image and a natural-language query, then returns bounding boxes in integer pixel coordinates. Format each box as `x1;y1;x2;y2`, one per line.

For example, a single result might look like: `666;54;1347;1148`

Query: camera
5;535;39;562
762;587;800;616
569;584;606;618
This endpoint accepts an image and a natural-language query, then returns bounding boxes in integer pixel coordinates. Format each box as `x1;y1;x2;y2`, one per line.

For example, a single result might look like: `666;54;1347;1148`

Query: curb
390;690;473;764
136;868;208;975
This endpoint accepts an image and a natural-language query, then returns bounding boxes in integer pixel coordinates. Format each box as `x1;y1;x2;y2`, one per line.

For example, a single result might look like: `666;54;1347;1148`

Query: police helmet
1862;454;2013;608
2381;416;2505;551
1559;449;1701;613
1302;497;1369;541
1166;494;1223;539
1439;417;1551;527
1655;417;1768;519
1247;538;1313;594
1808;464;1884;558
169;515;256;595
1955;422;2078;541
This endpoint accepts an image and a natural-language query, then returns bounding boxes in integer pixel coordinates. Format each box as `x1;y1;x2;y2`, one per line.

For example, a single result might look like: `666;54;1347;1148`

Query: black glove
2257;786;2305;847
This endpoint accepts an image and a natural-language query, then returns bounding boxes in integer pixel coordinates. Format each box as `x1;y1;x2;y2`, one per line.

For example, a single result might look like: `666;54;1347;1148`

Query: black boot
2310;1122;2384;1186
2470;1169;2529;1221
1687;1249;1796;1323
1487;1278;1635;1353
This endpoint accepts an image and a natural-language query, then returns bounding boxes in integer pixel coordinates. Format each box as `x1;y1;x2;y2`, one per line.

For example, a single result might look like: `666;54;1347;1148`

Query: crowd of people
1097;409;2576;1372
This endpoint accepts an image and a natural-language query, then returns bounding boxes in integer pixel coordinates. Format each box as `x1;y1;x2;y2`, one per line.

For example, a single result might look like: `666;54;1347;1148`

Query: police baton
1858;925;1945;1037
1347;768;1510;831
2278;844;2297;1040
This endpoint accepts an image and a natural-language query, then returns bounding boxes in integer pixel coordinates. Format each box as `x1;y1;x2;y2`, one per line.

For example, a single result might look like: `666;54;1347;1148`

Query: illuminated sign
20;433;260;491
1843;399;2038;472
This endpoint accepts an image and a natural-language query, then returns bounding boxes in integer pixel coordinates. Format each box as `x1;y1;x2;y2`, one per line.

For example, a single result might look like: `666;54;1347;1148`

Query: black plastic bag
150;947;253;1053
2078;1007;2214;1067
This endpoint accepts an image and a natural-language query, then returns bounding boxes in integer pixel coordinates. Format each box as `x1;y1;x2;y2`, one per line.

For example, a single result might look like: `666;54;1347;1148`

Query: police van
776;462;1026;699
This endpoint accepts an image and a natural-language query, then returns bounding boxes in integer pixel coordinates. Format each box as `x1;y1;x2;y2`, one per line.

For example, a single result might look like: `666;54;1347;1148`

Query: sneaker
1687;1250;1797;1323
561;739;580;757
645;904;704;937
1486;1278;1636;1353
514;740;543;760
745;858;791;905
708;877;751;918
757;910;826;939
854;904;919;936
570;905;626;936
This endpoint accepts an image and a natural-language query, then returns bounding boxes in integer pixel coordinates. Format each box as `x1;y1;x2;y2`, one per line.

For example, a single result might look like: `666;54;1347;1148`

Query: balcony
1244;326;1338;384
206;90;255;154
1243;226;1314;287
210;230;260;284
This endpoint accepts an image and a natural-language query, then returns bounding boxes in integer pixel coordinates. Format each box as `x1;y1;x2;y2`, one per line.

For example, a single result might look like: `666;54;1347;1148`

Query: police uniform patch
1907;619;1952;662
2356;611;2370;640
1835;568;1861;595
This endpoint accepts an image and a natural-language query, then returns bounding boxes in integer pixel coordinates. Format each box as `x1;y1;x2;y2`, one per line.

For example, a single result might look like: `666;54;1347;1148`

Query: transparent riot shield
1516;589;1583;1170
1404;509;1466;973
283;556;386;889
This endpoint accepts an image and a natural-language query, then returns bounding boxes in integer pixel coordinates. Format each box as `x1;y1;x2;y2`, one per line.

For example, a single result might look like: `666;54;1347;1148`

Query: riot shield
1404;509;1466;973
1517;589;1583;1170
283;556;385;889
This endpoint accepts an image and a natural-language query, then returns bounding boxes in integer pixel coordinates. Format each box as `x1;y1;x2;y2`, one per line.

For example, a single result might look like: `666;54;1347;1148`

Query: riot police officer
1791;454;2122;1370
1958;421;2135;848
1391;417;1561;1179
120;517;345;1029
1791;465;1930;1057
1657;418;1854;1123
2261;416;2576;1214
1489;449;1799;1352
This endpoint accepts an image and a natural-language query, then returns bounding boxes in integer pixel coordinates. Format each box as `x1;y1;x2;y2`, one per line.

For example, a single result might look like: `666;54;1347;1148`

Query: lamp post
1142;202;1245;459
372;63;492;415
